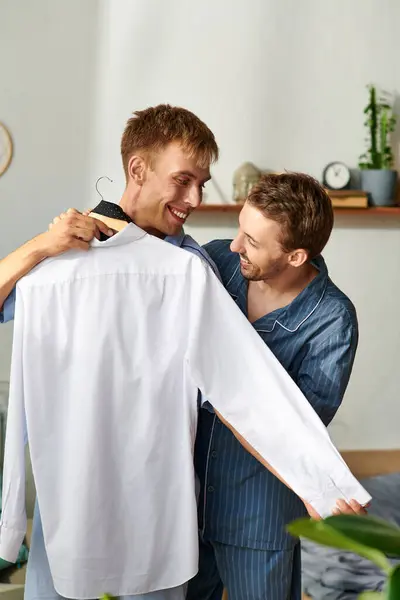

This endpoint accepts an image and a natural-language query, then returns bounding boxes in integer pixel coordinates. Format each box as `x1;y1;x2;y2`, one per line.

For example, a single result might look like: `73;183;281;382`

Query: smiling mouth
168;206;189;223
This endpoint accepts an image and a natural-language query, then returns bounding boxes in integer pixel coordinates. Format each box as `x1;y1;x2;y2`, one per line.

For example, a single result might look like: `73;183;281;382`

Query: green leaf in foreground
388;564;400;600
323;515;400;558
287;518;392;574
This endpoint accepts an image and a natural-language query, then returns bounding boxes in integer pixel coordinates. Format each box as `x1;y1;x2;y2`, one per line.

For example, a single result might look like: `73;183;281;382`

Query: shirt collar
90;223;147;248
89;200;146;246
233;255;329;333
91;200;132;223
164;229;185;247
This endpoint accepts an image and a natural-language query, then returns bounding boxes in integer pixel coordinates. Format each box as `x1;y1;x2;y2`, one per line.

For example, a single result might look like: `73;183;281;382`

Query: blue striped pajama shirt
187;239;359;600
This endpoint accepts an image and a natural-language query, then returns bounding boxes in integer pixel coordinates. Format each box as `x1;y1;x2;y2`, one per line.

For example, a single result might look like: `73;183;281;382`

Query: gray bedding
301;472;400;599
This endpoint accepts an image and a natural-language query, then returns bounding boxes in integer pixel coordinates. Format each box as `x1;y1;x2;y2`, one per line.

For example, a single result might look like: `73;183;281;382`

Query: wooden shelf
196;190;400;214
196;204;400;215
334;207;400;215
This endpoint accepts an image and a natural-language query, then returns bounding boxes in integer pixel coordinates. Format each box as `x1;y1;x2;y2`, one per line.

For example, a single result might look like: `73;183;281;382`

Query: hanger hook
95;176;114;201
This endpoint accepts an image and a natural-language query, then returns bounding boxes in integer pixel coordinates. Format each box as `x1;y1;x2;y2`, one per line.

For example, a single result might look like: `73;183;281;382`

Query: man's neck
247;262;318;322
119;189;166;239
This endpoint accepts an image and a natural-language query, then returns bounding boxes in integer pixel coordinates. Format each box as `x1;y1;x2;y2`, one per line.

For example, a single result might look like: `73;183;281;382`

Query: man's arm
0;210;113;316
214;409;364;518
296;314;358;427
187;261;371;519
0;235;52;314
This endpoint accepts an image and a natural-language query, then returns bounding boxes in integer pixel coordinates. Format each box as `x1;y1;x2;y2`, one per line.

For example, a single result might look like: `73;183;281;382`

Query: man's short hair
247;172;334;259
121;104;219;178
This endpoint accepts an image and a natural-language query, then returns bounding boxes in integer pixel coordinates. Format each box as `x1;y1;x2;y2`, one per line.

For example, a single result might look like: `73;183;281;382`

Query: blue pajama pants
24;501;186;600
186;535;302;600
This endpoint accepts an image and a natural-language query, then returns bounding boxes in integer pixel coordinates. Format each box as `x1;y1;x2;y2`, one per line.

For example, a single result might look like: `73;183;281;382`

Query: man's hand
41;208;113;257
304;498;369;520
0;208;114;312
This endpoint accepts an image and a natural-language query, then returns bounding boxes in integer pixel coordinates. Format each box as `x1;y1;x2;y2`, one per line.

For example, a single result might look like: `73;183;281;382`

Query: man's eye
176;178;189;186
247;237;256;247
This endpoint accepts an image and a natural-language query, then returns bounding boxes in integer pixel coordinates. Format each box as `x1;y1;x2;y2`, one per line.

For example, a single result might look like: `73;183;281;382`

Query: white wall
0;0;100;378
185;213;400;450
90;0;400;450
1;0;400;449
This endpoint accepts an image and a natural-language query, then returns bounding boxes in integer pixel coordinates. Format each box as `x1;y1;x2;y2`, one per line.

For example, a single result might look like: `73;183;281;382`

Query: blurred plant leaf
287;518;391;574
323;515;400;558
388;564;400;600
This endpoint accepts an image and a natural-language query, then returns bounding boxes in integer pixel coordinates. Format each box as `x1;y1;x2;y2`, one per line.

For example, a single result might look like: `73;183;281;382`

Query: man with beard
187;172;359;600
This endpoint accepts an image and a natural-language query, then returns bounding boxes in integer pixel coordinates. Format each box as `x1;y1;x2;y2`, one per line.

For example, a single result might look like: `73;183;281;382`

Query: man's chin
149;221;182;239
240;264;253;279
240;264;261;281
165;224;183;238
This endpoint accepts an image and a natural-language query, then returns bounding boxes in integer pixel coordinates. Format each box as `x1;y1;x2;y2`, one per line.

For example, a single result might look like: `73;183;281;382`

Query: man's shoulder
203;238;232;259
305;256;358;333
202;239;239;285
301;276;358;353
322;277;358;328
175;234;220;278
18;233;201;290
283;259;358;352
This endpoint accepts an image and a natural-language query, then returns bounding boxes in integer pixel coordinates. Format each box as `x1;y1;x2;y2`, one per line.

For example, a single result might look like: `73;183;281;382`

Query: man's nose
230;234;243;254
185;186;202;209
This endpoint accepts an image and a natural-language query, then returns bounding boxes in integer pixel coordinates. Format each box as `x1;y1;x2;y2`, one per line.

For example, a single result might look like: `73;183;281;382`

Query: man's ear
127;155;147;185
288;248;309;268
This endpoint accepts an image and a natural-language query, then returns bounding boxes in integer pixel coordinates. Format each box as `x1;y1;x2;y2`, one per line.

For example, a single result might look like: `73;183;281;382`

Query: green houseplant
288;514;400;599
358;84;398;206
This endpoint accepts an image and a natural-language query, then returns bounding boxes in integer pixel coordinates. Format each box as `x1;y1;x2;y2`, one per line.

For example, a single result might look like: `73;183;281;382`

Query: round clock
0;122;13;177
322;161;350;190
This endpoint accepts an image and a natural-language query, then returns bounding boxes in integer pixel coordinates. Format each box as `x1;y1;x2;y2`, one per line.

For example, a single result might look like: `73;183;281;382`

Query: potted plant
288;514;400;599
359;84;397;206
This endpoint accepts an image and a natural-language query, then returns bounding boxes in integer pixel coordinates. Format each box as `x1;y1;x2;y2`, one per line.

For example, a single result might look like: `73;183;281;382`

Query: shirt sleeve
297;317;358;427
0;286;27;562
185;261;371;518
0;288;16;323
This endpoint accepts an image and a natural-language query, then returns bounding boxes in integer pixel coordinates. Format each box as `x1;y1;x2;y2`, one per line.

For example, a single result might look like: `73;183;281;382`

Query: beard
239;254;288;281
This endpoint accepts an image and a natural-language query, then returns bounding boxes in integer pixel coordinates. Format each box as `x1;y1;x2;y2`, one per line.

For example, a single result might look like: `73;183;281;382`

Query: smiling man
0;105;223;600
188;172;360;600
0;106;220;317
117;108;212;236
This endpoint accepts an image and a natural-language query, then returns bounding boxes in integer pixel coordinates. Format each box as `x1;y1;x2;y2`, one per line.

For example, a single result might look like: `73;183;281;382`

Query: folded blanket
301;472;400;599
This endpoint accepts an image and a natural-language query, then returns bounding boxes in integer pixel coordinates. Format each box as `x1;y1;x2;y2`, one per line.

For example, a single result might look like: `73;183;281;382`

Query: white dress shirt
0;224;370;598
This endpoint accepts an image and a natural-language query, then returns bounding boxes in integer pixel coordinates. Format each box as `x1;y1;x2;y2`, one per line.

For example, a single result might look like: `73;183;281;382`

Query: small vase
360;169;397;206
233;162;261;204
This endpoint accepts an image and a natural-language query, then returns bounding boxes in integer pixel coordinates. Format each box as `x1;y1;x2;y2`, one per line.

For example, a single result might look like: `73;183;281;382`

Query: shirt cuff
0;523;26;563
308;472;372;519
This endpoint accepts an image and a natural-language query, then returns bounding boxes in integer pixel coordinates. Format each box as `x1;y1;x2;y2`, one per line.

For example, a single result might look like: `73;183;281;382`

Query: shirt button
207;485;215;493
211;451;217;458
